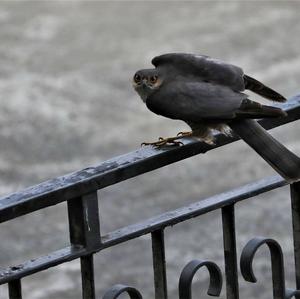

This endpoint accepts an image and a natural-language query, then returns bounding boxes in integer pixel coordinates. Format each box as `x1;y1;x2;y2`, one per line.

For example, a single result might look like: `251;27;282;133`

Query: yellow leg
141;136;184;147
177;131;193;137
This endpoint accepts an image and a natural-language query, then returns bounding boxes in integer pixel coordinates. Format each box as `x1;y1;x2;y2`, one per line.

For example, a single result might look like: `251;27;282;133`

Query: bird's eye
134;74;142;83
149;75;158;84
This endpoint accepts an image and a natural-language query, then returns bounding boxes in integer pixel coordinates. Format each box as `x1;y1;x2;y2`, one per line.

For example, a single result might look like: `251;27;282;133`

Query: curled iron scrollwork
240;236;300;299
178;259;223;299
102;284;143;299
102;259;222;299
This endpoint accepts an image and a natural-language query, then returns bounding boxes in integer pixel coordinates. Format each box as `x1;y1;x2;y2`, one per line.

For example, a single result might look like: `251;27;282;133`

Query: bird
132;53;300;182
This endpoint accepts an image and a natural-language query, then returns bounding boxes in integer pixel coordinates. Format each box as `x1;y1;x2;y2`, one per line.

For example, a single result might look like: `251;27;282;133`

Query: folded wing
152;53;286;103
146;81;285;123
152;53;245;92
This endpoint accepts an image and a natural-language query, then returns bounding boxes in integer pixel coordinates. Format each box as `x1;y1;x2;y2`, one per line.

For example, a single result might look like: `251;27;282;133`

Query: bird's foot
141;136;184;147
176;131;193;137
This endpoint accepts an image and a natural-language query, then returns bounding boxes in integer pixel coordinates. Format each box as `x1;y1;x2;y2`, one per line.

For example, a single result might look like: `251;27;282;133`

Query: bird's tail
229;119;300;182
244;75;287;102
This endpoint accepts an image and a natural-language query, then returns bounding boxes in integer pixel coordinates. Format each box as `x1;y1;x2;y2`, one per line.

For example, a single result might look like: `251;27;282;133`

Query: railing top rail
0;95;299;223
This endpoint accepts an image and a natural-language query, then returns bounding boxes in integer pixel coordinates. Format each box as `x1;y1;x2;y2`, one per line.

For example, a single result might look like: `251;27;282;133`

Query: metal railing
0;94;300;299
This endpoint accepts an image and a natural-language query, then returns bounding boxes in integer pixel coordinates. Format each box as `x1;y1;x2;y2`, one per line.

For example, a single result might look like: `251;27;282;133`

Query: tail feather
229;119;300;182
236;99;287;119
244;74;287;102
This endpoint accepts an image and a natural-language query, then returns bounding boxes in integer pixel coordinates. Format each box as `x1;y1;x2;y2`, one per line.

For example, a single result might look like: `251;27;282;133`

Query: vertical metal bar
291;182;300;298
67;192;101;299
151;229;168;299
81;255;96;299
67;192;101;249
8;279;22;299
222;204;239;299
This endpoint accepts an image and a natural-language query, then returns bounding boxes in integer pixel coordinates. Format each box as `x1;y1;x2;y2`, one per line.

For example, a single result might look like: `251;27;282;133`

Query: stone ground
0;1;300;298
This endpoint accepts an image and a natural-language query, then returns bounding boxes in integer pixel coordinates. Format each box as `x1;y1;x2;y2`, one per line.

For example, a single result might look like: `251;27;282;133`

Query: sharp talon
141;138;168;147
164;139;183;146
141;135;186;147
141;141;162;146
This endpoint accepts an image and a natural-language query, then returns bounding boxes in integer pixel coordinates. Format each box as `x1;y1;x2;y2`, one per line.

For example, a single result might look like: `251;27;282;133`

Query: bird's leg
180;131;216;145
141;135;186;147
212;124;233;137
141;129;217;147
197;135;216;145
192;127;216;145
177;131;193;137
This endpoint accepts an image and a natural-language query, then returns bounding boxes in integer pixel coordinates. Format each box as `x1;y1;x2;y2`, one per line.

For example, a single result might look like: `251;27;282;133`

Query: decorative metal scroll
102;284;143;299
240;237;300;299
102;259;222;299
103;237;300;299
178;259;222;299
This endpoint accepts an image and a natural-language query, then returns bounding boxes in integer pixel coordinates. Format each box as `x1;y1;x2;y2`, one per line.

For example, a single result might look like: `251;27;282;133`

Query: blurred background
0;1;300;298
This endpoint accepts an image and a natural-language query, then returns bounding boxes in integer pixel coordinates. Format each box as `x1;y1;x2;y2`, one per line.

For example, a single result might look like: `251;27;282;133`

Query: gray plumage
133;53;300;182
152;53;245;91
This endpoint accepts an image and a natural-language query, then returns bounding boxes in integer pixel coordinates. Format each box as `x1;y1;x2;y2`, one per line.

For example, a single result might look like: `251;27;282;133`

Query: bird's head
132;69;163;102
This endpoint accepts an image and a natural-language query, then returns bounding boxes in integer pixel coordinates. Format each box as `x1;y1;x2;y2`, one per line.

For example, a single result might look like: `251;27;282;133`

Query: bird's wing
146;81;285;123
243;74;287;102
152;53;245;91
147;81;244;122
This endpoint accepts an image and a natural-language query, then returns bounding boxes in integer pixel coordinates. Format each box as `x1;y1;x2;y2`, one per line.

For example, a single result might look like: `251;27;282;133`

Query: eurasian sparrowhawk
133;53;300;182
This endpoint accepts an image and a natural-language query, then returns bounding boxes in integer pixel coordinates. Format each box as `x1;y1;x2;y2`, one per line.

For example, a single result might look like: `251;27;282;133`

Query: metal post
81;255;96;299
222;205;239;299
67;192;101;249
291;182;300;298
67;192;101;299
8;280;22;299
151;229;168;299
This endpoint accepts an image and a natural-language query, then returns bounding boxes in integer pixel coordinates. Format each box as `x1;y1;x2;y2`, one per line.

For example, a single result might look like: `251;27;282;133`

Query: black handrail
0;95;299;223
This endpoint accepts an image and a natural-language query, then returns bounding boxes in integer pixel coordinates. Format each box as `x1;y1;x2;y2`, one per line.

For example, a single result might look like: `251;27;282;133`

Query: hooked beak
142;80;148;88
